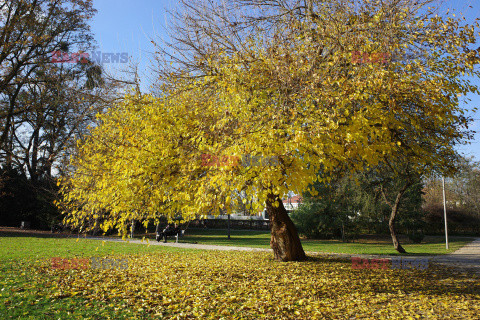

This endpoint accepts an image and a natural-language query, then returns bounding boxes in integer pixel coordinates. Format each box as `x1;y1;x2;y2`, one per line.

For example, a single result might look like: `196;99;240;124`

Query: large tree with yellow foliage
58;0;479;261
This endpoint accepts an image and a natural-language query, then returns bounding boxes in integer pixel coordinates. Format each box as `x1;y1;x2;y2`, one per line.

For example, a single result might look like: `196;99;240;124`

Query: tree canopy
59;0;480;260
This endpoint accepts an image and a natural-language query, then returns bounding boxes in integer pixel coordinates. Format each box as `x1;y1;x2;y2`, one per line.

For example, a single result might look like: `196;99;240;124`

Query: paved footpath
429;238;480;270
85;236;480;272
85;236;272;253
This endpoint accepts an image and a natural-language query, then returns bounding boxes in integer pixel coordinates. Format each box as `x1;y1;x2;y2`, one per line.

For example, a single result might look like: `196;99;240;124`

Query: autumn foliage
58;0;480;260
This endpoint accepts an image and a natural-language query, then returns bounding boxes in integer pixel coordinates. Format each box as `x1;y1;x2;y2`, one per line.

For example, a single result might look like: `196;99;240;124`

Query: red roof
282;195;302;204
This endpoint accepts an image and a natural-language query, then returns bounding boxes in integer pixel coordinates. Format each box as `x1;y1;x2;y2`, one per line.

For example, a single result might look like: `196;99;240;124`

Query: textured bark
266;193;306;261
389;215;406;253
384;185;409;254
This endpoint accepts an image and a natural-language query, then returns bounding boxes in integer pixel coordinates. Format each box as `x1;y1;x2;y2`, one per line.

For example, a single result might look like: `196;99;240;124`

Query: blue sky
89;0;480;161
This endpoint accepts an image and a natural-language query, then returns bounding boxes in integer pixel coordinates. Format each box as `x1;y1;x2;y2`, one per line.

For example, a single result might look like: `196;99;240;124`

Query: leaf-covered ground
2;249;479;319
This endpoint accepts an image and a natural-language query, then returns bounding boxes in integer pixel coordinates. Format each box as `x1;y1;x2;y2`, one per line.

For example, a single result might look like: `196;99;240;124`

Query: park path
85;236;271;253
429;238;480;270
85;236;480;272
313;238;480;273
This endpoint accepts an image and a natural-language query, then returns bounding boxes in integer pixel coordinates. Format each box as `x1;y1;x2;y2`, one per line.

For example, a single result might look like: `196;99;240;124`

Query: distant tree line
0;0;130;229
292;157;480;242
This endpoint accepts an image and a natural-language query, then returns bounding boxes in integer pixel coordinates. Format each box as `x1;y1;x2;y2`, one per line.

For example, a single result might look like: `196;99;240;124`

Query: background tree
291;171;359;241
372;163;424;252
445;157;480;214
423;157;480;235
292;166;424;245
0;0;96;150
0;0;131;228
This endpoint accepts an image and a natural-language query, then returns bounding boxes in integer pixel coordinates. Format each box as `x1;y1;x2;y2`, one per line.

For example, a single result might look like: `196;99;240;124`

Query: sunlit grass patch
0;234;196;261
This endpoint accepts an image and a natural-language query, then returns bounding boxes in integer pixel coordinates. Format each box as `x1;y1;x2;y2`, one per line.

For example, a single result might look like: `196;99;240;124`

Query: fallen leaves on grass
24;251;479;319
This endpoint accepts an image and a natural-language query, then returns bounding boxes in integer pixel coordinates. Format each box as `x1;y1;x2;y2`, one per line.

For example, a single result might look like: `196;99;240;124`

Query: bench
156;227;184;243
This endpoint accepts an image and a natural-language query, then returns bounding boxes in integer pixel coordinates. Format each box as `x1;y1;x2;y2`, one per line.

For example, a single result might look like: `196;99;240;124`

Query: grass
141;228;475;256
0;232;196;319
0;257;154;319
1;232;479;319
0;230;196;261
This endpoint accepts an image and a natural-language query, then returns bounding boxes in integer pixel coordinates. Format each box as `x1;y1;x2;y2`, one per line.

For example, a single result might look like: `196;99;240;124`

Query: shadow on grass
304;255;480;296
0;230;78;239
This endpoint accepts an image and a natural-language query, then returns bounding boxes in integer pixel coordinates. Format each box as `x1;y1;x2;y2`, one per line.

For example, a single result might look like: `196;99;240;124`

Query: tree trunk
387;186;409;254
0;89;19;151
389;215;406;253
31;127;40;183
266;193;306;261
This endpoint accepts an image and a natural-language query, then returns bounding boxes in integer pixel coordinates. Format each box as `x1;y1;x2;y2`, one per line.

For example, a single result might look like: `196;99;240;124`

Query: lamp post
442;176;449;250
227;213;231;240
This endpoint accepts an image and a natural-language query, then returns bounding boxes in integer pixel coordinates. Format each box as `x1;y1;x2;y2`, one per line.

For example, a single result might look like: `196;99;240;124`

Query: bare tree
0;0;96;151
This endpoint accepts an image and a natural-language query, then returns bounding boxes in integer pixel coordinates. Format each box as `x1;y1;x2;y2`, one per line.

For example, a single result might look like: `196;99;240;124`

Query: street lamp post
227;213;231;240
442;176;449;250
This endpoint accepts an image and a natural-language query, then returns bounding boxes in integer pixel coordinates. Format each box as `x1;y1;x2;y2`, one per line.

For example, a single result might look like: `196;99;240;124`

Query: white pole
442;176;449;250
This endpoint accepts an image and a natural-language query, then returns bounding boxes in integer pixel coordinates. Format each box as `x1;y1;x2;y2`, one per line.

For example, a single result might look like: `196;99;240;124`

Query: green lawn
143;228;475;256
0;230;195;261
0;232;196;319
1;232;479;319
